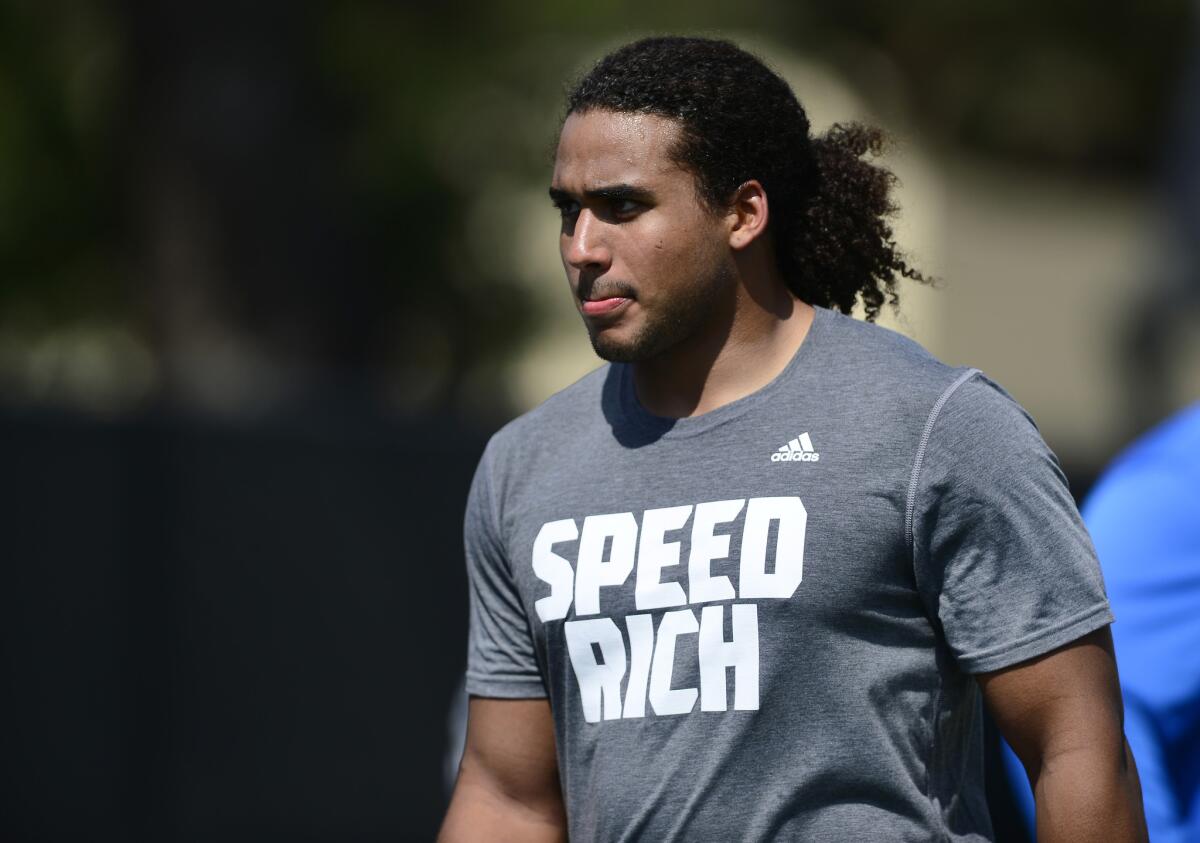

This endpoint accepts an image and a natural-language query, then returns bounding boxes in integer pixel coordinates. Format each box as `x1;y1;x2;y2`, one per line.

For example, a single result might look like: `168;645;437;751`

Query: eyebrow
548;183;656;204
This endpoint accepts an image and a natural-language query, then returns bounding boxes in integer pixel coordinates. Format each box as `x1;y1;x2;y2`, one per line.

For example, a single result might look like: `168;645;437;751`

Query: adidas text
771;451;820;462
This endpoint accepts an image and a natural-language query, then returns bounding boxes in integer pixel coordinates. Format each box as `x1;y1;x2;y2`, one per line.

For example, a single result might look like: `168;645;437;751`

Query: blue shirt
1002;401;1200;842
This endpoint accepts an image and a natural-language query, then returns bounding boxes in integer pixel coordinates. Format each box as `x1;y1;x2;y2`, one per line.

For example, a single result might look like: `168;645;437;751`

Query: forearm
439;767;567;843
1032;736;1147;843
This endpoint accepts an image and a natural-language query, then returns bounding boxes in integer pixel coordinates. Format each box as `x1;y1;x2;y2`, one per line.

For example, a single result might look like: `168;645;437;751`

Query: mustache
577;274;637;301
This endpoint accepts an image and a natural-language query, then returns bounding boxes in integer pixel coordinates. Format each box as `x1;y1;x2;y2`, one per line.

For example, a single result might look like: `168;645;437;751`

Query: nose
564;209;611;271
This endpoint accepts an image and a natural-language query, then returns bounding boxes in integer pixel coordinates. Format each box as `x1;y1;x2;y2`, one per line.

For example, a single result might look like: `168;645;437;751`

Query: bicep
977;626;1125;781
460;697;561;801
441;697;565;841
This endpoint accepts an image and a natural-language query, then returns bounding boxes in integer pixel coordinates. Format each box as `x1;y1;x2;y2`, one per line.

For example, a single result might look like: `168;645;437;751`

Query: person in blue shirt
1003;400;1200;842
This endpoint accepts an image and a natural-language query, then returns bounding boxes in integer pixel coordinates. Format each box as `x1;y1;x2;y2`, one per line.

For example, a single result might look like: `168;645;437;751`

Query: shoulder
818;307;963;388
812;307;979;426
1089;400;1200;495
908;371;1070;558
482;362;612;477
1082;401;1200;558
916;370;1054;494
818;308;1040;432
933;371;1039;442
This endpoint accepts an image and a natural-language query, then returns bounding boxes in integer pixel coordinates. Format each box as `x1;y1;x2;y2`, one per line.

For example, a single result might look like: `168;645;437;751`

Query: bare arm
438;697;567;843
977;626;1147;843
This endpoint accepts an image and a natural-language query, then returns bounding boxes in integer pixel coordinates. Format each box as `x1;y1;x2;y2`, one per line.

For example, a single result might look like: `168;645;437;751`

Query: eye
553;200;579;219
612;199;641;216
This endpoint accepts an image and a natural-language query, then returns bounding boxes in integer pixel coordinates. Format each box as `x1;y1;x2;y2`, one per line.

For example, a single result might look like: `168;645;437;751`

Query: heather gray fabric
462;305;1112;842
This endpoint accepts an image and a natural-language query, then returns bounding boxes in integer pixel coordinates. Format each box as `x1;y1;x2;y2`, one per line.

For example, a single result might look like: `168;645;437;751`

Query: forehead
552;109;687;188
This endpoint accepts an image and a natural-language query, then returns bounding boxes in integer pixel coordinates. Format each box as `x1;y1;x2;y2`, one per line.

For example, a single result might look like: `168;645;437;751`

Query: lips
581;296;631;316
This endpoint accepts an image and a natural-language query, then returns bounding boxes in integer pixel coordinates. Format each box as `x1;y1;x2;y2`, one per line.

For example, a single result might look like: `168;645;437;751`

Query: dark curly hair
565;36;929;321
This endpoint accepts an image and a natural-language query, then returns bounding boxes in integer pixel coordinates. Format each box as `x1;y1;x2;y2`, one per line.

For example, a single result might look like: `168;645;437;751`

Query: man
440;36;1147;842
1081;402;1200;843
1003;400;1200;842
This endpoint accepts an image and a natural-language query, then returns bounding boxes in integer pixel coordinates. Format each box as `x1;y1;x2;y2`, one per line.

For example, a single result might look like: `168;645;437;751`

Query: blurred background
2;1;1197;840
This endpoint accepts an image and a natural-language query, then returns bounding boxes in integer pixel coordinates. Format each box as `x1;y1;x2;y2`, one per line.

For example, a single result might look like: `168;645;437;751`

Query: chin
588;325;668;364
586;332;631;362
591;342;642;364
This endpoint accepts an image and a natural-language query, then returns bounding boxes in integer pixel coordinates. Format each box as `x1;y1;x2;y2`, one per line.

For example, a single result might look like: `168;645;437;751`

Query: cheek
630;218;695;266
627;218;720;285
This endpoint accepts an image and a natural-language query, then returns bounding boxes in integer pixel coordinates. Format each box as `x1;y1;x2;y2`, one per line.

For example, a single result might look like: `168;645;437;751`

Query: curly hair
565;36;929;321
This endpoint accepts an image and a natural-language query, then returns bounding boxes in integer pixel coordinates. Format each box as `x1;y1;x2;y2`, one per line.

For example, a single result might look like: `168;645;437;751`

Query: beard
587;307;693;363
585;262;734;363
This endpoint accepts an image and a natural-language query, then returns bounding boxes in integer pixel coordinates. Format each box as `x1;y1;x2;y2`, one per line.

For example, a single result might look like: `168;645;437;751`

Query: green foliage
0;1;124;320
0;0;1190;410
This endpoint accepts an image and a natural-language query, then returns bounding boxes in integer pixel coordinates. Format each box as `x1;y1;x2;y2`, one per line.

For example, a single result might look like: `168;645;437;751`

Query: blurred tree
0;0;1190;416
801;0;1191;172
0;1;124;321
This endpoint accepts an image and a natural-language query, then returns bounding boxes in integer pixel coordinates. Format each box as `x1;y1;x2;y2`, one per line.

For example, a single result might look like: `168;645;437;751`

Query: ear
726;180;770;251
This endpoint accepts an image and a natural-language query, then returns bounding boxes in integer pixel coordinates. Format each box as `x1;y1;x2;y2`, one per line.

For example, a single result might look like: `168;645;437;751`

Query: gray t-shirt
462;305;1112;842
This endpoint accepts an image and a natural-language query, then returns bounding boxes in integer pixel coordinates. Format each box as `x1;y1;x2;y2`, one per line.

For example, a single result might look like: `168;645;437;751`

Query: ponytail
777;123;927;321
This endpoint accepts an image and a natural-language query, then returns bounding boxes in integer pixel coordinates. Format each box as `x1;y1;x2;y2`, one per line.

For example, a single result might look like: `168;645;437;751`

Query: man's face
549;109;735;363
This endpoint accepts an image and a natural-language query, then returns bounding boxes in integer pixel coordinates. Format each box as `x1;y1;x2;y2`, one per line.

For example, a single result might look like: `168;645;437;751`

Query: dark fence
1;401;487;842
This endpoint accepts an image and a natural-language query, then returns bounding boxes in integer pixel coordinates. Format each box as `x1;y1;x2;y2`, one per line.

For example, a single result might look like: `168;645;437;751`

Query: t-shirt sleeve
463;437;548;698
908;371;1113;674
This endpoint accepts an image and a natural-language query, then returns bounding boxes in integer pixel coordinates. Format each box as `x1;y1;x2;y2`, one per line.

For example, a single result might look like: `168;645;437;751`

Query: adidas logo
771;432;820;463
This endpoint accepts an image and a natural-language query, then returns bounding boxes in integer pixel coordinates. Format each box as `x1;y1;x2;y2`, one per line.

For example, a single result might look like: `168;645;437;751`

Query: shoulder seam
904;368;981;554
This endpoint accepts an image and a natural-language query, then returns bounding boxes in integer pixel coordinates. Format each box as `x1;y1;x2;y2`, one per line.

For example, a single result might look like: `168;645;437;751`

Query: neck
631;259;815;419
